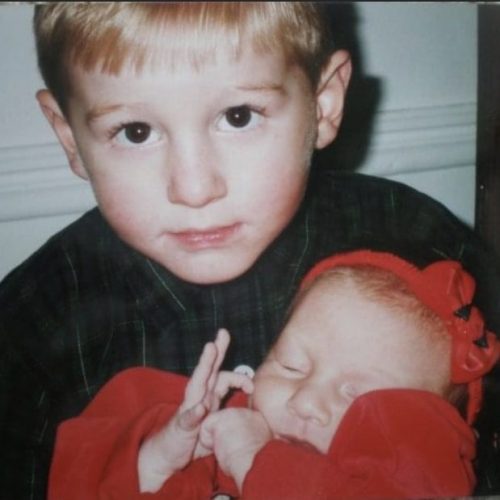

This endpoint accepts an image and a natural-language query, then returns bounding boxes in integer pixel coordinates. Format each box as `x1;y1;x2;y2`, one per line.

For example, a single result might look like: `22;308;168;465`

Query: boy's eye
218;105;262;132
226;106;252;128
124;122;151;143
113;122;161;146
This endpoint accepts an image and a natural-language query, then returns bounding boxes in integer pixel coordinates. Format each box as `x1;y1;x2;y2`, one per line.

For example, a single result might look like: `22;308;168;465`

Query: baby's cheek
249;380;282;422
247;380;268;412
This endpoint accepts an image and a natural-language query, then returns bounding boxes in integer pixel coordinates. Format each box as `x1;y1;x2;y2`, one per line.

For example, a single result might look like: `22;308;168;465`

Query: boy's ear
36;90;88;180
315;50;352;149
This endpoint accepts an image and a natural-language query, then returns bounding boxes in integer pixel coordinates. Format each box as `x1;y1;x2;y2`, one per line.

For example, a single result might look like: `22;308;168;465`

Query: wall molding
0;102;476;222
358;102;476;176
0;143;95;222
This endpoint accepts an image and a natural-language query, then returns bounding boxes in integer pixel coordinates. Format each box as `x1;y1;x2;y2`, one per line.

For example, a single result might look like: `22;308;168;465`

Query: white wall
354;3;476;224
0;4;95;280
0;3;477;280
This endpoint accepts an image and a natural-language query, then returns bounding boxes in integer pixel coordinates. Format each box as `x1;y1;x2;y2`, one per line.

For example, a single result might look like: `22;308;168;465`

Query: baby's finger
182;342;217;409
198;411;219;450
208;372;254;411
207;329;230;389
216;371;254;395
214;329;230;370
177;401;208;431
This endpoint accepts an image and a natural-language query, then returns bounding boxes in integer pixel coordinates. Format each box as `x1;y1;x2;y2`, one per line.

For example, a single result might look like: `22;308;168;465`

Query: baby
49;250;500;499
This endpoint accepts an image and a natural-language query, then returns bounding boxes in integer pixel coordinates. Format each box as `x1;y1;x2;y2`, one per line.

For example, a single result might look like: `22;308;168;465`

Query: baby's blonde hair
34;2;335;115
296;265;468;415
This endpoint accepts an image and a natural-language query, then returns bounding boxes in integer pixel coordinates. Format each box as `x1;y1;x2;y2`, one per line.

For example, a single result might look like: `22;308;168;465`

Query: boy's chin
165;255;257;285
175;268;250;285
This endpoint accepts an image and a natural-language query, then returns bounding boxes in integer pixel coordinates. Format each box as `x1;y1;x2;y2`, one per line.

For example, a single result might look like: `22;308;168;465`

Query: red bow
302;251;500;424
421;261;500;423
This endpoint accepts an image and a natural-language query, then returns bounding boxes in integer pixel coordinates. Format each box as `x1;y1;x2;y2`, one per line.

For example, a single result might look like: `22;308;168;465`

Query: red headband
301;250;500;425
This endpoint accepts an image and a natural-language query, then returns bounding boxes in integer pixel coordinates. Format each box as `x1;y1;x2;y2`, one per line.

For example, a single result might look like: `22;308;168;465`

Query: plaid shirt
1;169;499;498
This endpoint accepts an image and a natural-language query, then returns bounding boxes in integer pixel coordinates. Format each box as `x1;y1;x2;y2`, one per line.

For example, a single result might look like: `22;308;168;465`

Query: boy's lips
169;223;241;250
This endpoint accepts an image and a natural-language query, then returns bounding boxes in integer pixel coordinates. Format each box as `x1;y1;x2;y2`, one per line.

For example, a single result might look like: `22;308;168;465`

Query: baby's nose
286;382;332;426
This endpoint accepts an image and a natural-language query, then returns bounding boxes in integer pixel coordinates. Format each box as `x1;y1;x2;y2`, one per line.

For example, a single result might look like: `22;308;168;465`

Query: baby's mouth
278;434;318;452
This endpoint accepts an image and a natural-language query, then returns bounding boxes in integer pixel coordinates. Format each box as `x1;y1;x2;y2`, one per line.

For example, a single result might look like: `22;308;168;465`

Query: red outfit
49;367;476;499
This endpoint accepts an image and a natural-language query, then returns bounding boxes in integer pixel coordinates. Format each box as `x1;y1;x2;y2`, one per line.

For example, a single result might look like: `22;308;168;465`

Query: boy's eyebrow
235;83;286;94
85;104;127;125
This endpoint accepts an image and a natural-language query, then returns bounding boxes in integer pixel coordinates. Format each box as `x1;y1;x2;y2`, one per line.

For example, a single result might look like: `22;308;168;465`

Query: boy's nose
286;382;332;426
166;141;227;208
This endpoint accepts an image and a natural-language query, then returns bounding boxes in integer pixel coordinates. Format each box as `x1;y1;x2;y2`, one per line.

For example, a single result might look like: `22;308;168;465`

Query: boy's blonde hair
33;2;335;115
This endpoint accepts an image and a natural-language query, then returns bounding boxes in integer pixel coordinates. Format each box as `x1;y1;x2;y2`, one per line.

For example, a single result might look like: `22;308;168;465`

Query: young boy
1;3;499;498
48;250;500;499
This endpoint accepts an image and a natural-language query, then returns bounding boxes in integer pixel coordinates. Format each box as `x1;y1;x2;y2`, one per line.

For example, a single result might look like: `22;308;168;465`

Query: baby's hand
200;408;272;492
138;329;231;492
193;369;254;459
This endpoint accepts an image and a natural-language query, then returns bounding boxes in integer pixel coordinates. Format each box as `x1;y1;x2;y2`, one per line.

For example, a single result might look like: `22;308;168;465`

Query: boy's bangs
35;3;332;110
65;3;299;75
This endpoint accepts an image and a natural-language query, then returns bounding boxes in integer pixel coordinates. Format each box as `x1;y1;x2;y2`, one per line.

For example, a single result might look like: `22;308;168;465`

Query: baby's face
60;44;318;284
251;279;451;453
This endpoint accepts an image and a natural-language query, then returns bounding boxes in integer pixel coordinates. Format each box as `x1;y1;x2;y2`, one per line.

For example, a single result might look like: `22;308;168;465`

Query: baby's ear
315;50;352;149
36;90;88;180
